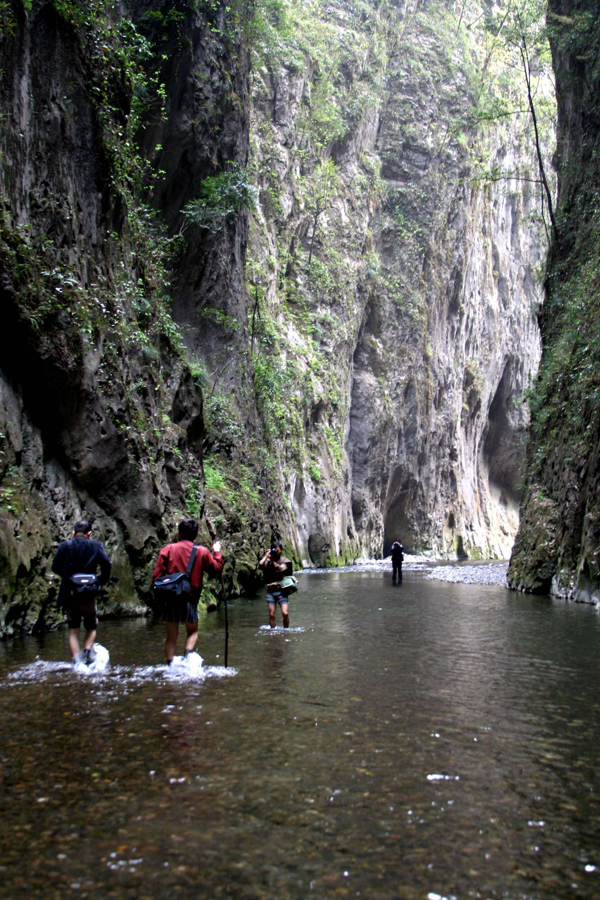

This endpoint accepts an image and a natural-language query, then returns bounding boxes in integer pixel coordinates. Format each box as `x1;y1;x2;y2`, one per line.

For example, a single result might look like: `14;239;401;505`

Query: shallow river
1;571;599;900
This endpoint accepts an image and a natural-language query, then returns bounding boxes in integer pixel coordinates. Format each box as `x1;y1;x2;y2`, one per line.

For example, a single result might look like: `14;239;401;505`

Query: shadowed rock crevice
482;358;525;511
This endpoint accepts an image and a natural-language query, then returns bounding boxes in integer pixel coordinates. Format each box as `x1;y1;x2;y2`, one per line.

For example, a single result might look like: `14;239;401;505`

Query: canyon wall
508;0;600;602
0;0;266;635
0;0;550;635
244;0;547;565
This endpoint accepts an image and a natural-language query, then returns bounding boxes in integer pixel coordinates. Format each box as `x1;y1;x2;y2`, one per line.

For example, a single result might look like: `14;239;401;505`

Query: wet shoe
82;648;92;665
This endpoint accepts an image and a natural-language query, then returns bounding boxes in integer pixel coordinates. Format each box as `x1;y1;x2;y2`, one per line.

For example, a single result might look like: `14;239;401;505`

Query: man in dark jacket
391;541;404;584
51;520;112;663
153;518;224;664
258;540;293;628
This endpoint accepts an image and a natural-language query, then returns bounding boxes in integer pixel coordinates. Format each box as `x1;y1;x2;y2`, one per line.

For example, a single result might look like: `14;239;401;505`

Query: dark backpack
153;545;198;599
69;573;100;596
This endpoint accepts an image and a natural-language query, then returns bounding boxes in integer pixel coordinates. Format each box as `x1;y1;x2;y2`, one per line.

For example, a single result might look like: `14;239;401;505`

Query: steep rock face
131;0;250;376
245;2;388;566
245;0;546;564
358;147;543;558
508;0;600;602
0;0;254;635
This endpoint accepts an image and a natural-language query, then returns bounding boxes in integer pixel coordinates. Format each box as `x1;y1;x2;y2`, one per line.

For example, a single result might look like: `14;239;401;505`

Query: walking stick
220;570;228;668
208;517;228;668
224;586;229;668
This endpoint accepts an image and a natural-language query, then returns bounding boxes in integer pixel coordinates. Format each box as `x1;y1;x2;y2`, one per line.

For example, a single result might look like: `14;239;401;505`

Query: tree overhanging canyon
0;0;597;635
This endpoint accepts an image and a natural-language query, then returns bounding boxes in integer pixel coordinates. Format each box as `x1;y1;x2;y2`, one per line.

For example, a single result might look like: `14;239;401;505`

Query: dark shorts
156;597;199;624
66;596;98;630
267;591;288;606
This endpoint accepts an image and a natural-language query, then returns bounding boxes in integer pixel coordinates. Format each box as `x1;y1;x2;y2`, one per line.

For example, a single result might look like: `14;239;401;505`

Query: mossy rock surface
508;489;559;594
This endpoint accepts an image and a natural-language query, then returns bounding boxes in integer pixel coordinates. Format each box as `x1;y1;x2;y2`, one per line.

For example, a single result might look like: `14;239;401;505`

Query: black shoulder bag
68;540;101;596
69;573;100;595
154;545;199;600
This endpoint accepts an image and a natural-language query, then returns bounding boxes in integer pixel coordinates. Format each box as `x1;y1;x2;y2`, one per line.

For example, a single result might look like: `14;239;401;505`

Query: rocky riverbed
424;563;509;587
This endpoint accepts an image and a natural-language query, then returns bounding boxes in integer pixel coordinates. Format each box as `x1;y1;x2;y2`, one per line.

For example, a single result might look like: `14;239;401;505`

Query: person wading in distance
51;520;112;664
259;540;293;628
152;518;224;664
391;540;404;585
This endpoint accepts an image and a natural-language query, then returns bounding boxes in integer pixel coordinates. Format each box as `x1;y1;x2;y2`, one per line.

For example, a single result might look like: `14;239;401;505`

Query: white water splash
427;774;460;782
257;625;308;634
5;648;237;685
160;652;235;681
7;659;72;682
166;651;204;675
73;643;110;674
114;662;238;683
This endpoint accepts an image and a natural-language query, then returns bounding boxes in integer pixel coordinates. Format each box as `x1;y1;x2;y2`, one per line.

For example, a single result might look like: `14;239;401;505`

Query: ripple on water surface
0;571;599;899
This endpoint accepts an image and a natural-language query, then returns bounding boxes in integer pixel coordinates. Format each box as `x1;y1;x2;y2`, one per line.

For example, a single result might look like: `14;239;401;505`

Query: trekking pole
224;586;229;668
220;570;228;668
207;517;228;667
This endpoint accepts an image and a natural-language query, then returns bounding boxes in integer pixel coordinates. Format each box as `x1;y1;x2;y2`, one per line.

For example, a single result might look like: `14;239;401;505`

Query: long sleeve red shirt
152;539;224;602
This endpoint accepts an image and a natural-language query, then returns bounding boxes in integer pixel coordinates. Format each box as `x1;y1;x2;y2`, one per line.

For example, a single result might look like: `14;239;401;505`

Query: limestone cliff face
508;0;600;602
351;17;544;561
245;0;546;565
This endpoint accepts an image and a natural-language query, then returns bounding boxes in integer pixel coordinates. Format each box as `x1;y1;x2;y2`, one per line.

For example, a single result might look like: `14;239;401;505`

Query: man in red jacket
153;518;224;664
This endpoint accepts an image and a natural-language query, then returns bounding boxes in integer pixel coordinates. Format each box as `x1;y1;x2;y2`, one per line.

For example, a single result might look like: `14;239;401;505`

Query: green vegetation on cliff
0;0;255;632
245;1;392;549
240;0;550;563
509;2;600;601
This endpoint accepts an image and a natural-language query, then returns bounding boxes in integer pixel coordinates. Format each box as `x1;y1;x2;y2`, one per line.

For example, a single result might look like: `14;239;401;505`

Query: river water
0;570;599;900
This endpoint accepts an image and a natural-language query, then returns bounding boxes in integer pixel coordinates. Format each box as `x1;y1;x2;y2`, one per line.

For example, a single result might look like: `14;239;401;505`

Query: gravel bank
425;563;509;587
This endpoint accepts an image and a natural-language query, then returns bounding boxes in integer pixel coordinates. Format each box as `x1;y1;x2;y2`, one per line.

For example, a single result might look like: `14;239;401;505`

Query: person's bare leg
68;628;80;659
83;629;96;650
165;621;179;662
184;622;198;653
268;603;276;628
280;601;289;628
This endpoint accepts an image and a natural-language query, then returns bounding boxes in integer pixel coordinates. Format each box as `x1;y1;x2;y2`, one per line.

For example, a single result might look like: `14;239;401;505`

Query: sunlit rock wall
245;2;385;567
246;0;546;564
361;118;544;559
